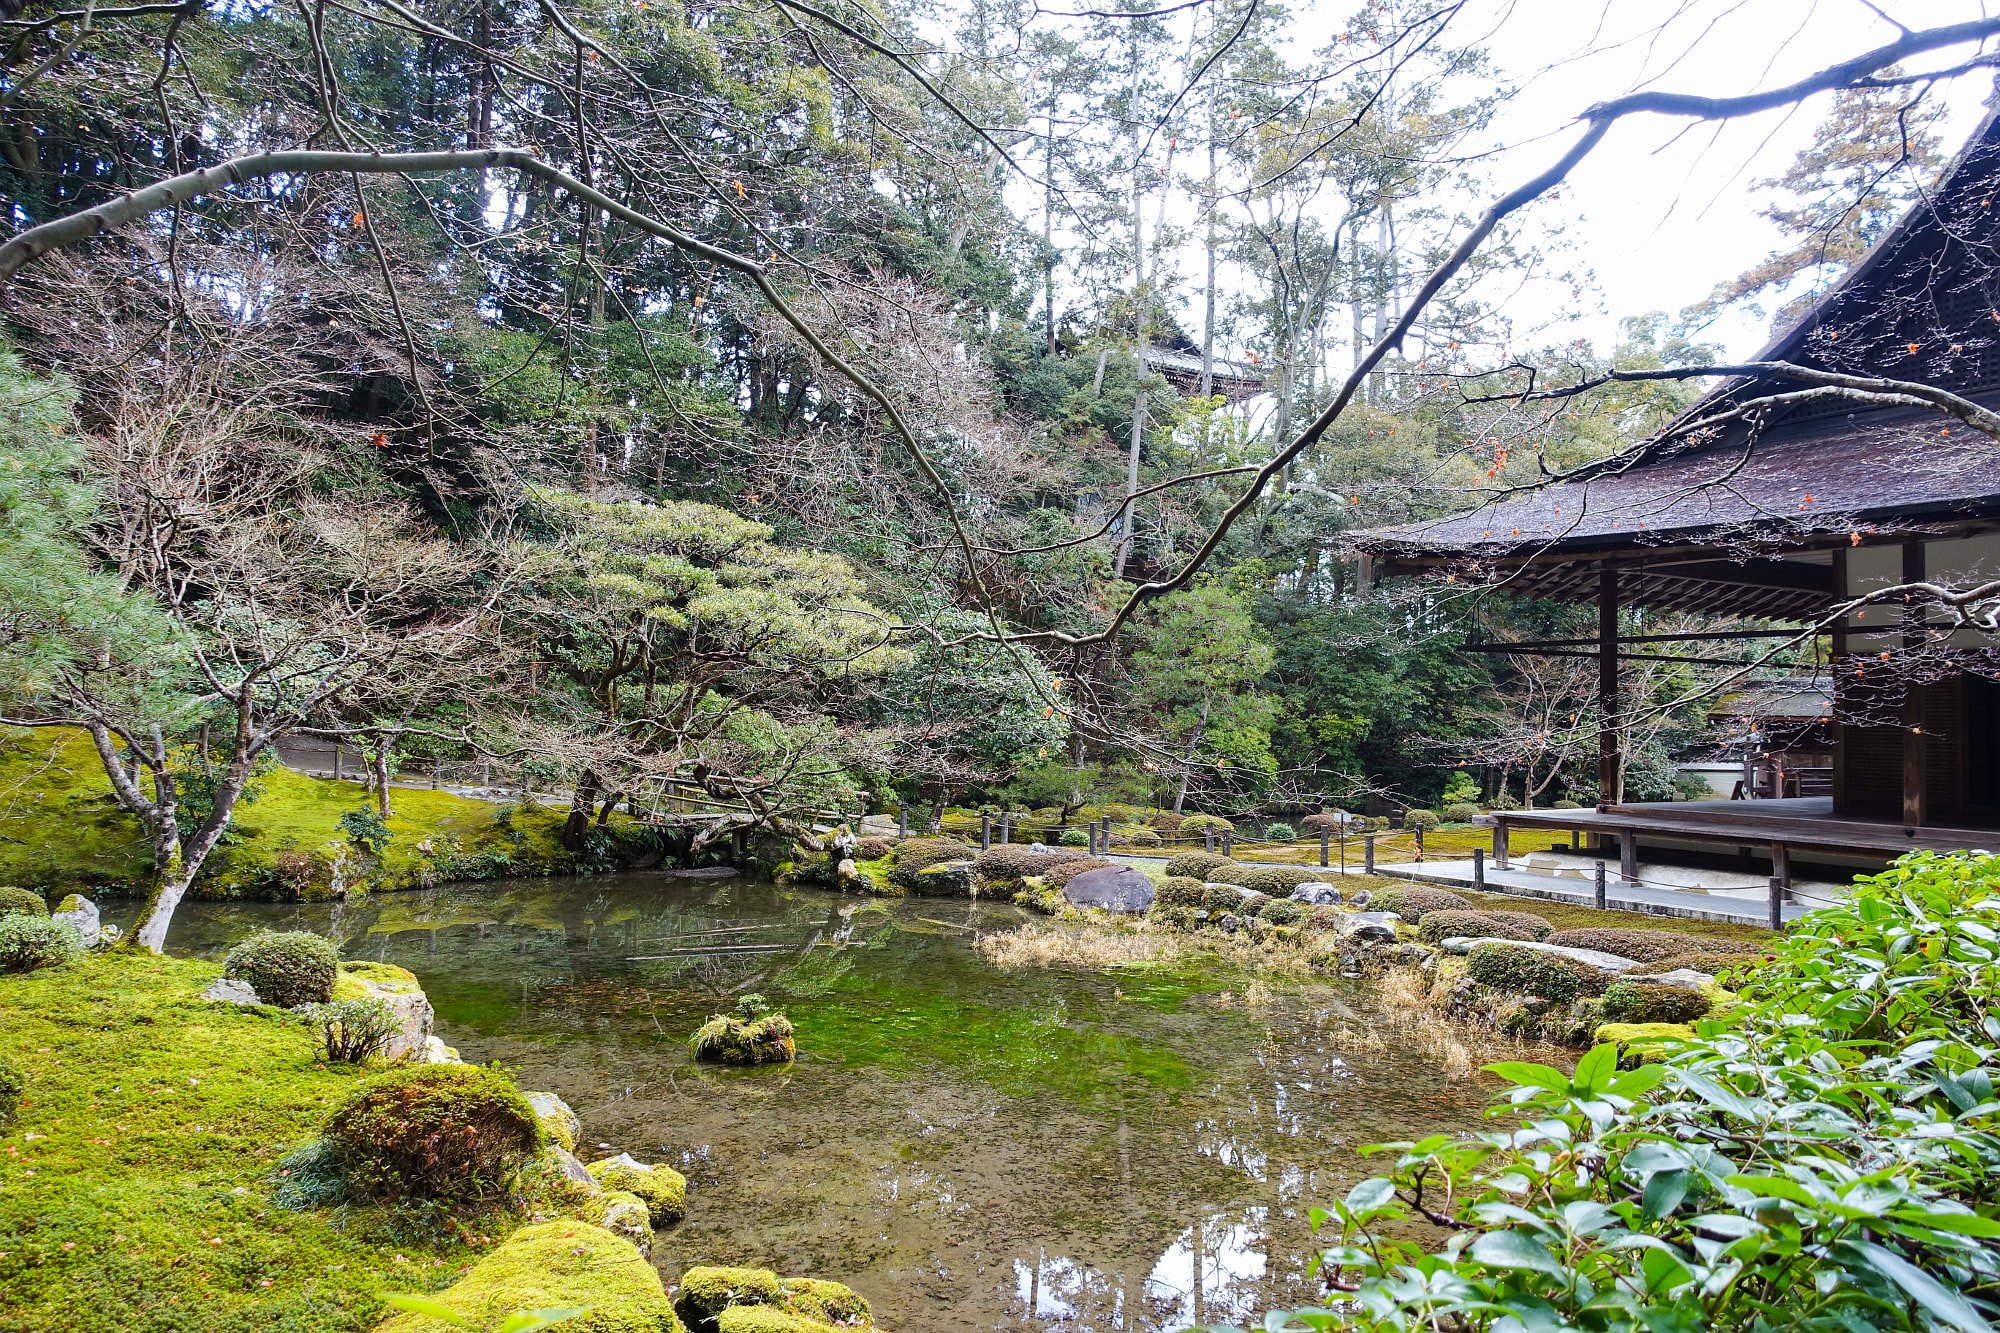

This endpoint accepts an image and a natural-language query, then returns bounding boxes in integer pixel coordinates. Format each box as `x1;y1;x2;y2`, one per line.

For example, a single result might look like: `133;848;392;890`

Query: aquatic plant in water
688;1006;797;1065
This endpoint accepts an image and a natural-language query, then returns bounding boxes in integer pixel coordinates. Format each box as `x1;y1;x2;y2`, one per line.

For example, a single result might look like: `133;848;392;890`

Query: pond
114;874;1517;1333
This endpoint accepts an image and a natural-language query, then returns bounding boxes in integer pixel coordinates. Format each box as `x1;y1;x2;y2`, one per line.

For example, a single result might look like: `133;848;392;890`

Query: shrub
1484;910;1554;941
1263;822;1296;841
1225;865;1325;896
1488;793;1522;811
1374;886;1469;919
297;997;402;1064
1601;979;1713;1025
1177;814;1235;836
1203;884;1255;915
1465;940;1612;1001
1402;809;1441;832
1630;950;1768;980
892;837;975;873
1551;798;1582;810
1113;827;1163;848
0;885;48;918
1040;858;1110;890
1151;812;1185;834
689;1012;796;1064
1152;905;1201;932
1057;827;1091;847
337;804;392;854
1261;900;1305;925
1152;876;1208;909
1299;812;1349;834
0;915;82;972
854;836;892;861
977;844;1082;882
1543;927;1761;963
1443;802;1482;825
322;1063;544;1202
223;929;340;1008
1164;850;1232;880
0;1055;22;1126
1417;910;1532;945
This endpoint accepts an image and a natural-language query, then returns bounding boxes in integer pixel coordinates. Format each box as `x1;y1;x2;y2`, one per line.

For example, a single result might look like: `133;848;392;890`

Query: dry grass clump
1318;964;1563;1082
976;923;1185;970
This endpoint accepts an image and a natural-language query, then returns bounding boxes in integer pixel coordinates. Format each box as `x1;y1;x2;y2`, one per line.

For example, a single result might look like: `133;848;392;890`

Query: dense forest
0;0;1965;892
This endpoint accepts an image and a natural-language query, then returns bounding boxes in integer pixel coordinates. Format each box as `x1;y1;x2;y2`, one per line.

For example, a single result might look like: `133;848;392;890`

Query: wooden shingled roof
1356;99;2000;618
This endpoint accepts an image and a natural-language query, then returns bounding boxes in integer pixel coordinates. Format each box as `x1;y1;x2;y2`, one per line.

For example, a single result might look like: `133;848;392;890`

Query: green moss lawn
0;951;493;1333
0;727;571;898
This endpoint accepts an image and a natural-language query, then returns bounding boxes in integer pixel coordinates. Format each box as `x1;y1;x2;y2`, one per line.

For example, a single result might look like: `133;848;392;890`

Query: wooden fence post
1473;846;1485;891
1319;829;1329;867
981;814;991;851
1364;835;1375;874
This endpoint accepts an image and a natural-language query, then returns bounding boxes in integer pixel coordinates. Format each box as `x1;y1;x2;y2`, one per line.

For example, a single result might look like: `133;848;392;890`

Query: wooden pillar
1319;829;1329;867
1771;841;1791;895
1619;829;1638;885
1831;545;1849;814
980;814;991;851
1598;566;1620;804
1492;818;1509;871
1902;540;1927;829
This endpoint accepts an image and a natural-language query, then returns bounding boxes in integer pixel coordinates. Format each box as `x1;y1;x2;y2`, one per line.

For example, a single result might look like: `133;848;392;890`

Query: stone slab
1062;864;1156;913
1438;936;1641;972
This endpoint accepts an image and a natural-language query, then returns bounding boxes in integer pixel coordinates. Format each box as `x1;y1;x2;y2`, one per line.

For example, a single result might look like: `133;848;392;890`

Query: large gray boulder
1062;864;1156;913
1440;936;1642;973
1337;910;1401;943
200;977;262;1006
1290;881;1344;905
51;894;100;948
339;969;436;1062
909;859;978;897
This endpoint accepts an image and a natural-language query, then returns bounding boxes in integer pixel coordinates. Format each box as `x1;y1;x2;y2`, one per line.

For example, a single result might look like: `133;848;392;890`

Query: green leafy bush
1488;793;1522;811
223;929;340;1008
0;885;48;918
1401;809;1441;831
1543;927;1761;963
1056;827;1091;847
1163;851;1232;880
1258;852;2000;1333
689;1013;796;1064
1601;979;1713;1025
1203;884;1254;915
1177;814;1234;836
1112;827;1163;847
1263;822;1296;841
853;836;892;861
1151;876;1207;909
1374;886;1469;919
1442;802;1482;825
0;914;82;971
337;805;392;855
298;997;402;1064
1464;939;1612;1001
1260;900;1305;925
322;1063;544;1203
1417;910;1532;945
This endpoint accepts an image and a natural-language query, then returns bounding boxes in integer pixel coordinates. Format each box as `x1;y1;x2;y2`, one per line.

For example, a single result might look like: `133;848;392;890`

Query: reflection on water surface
122;874;1508;1333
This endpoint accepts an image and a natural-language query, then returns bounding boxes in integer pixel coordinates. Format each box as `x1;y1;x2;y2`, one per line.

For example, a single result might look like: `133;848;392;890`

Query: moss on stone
341;959;420;985
375;1220;683;1333
688;1012;797;1064
600;1188;653;1247
716;1309;835;1333
1594;1021;1697;1045
779;1278;870;1326
676;1266;786;1333
1602;979;1713;1025
0;884;48;917
323;1062;544;1202
586;1153;686;1222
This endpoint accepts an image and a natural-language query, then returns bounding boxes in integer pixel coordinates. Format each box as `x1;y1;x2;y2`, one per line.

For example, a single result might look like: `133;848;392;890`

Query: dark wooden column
1598;566;1620;805
1902;541;1927;829
1830;546;1848;814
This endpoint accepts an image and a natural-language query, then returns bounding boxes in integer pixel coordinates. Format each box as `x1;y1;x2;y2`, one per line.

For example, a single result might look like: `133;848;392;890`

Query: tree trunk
562;768;602;850
373;745;394;818
133;747;261;954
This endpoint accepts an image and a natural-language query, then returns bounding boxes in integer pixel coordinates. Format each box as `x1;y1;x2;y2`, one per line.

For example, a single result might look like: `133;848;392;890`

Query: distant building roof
1140;344;1264;402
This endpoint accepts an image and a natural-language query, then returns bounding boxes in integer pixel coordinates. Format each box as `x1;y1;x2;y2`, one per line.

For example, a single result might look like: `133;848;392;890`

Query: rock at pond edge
373;1219;678;1333
1061;863;1155;913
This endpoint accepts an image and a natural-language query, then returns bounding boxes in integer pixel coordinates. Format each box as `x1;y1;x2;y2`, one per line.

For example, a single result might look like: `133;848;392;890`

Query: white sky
1003;0;1999;367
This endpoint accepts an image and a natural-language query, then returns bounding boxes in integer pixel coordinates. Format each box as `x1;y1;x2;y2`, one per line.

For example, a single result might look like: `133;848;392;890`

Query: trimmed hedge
1443;803;1482;825
223;930;340;1008
1151;812;1186;834
1299;812;1349;833
1483;910;1554;941
0;885;48;918
1602;979;1714;1025
322;1063;544;1203
1152;876;1207;910
1630;950;1768;980
1057;827;1091;847
1164;851;1232;880
1543;927;1762;964
1402;809;1441;832
1206;863;1322;896
1466;940;1613;1002
1113;828;1164;848
975;844;1091;882
1177;814;1235;835
1417;910;1532;945
0;915;82;972
1374;886;1469;920
1040;858;1111;890
892;838;976;875
1203;884;1257;916
1260;900;1305;925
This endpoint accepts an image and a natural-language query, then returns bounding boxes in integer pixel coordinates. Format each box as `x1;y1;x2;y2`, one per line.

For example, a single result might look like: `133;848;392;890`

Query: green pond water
123;873;1517;1333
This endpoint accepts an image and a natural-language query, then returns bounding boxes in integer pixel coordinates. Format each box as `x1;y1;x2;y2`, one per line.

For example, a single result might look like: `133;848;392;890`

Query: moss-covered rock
323;1062;544;1203
1594;1020;1698;1053
906;860;977;897
1629;950;1768;980
688;1012;797;1064
224;930;340;1008
600;1188;653;1249
0;884;48;918
674;1265;870;1333
1466;940;1613;1002
716;1310;832;1333
375;1220;683;1333
586;1152;686;1223
677;1266;786;1333
1601;979;1713;1025
524;1090;582;1152
778;1278;870;1326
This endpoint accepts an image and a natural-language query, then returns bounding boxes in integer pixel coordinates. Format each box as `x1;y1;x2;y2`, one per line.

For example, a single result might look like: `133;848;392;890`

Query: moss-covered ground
0;726;573;899
0;950;488;1333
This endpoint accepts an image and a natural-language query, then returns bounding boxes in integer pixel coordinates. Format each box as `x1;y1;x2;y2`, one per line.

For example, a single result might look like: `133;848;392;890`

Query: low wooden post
333;748;343;781
1570;829;1579;849
1100;815;1112;849
1594;860;1607;909
1768;875;1785;931
1414;827;1424;862
1205;829;1215;853
1001;813;1011;844
1492;818;1508;871
1320;829;1330;868
1770;841;1791;895
431;764;440;790
1619;831;1638;885
1364;835;1375;875
1222;830;1233;857
981;814;991;851
1473;846;1485;891
898;807;908;839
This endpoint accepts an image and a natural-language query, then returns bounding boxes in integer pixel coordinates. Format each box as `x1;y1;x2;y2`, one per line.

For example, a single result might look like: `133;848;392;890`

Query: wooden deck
1491;797;1998;887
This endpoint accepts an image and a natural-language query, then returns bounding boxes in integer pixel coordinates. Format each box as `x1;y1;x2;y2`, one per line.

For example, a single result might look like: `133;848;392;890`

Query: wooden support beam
1619;830;1638;885
1771;841;1791;895
1493;818;1509;870
1598;566;1620;804
1902;541;1927;829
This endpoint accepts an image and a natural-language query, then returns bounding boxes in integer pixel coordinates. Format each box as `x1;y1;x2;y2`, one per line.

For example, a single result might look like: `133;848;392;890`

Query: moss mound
1482;910;1553;941
375;1220;683;1333
1602;979;1714;1025
975;844;1091;882
678;1267;786;1333
1542;927;1762;963
675;1266;871;1333
779;1278;870;1325
688;1012;797;1064
1177;815;1234;836
1374;886;1469;919
586;1153;687;1222
1163;851;1231;880
0;884;48;917
1151;876;1207;909
223;929;340;1008
1039;858;1110;890
1416;910;1532;945
1466;940;1613;1002
890;838;975;875
1593;1020;1697;1049
322;1062;544;1203
717;1311;829;1333
339;959;419;985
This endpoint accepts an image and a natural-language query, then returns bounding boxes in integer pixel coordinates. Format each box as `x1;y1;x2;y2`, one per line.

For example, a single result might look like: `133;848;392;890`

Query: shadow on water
116;874;1514;1333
